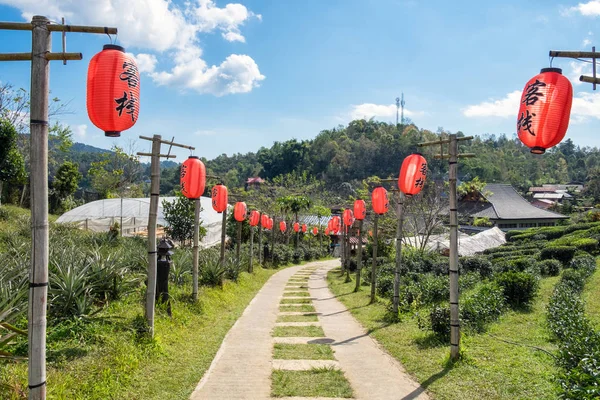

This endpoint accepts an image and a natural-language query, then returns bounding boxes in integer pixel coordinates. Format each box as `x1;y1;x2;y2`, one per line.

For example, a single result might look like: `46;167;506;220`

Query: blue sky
1;0;600;161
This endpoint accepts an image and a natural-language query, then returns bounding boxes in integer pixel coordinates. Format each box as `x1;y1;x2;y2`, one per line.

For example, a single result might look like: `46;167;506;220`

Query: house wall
492;219;560;230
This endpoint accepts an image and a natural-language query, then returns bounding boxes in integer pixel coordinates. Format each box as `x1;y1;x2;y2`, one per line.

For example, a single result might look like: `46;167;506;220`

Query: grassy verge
582;260;600;327
282;291;310;296
273;344;335;360
327;268;560;400
276;314;319;323
273;326;325;337
1;268;284;400
271;368;353;398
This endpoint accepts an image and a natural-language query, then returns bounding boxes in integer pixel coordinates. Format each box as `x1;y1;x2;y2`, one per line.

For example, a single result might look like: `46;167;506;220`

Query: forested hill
204;120;600;194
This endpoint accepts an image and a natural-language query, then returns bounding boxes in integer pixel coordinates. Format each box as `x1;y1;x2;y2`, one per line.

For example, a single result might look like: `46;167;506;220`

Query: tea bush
461;282;506;332
459;256;493;278
494;271;539;309
537;259;561;277
540;246;577;265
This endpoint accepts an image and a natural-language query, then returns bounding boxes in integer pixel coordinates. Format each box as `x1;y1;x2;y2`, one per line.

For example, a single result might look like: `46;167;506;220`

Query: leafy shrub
560;269;588;294
416;274;449;305
547;276;600;399
494;271;539;308
272;244;294;267
570;254;597;278
537;259;561;277
540;246;577;265
459;256;493;277
461;282;506;332
552;237;598;253
428;305;450;339
376;271;394;299
292;248;305;264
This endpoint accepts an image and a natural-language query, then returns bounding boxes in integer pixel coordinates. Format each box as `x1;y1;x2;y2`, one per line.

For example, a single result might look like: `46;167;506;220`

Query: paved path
190;259;428;400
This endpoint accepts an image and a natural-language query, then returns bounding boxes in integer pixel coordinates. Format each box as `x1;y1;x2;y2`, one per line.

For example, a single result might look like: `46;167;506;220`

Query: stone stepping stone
273;337;335;345
279;303;312;307
281;296;316;300
274;322;321;327
272;359;340;371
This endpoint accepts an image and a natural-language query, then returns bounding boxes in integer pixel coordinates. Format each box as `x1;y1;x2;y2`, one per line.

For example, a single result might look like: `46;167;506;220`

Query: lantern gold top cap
540;67;562;74
103;44;125;52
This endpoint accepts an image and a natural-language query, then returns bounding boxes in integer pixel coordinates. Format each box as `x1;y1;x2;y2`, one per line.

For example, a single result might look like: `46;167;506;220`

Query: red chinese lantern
279;221;287;232
354;199;366;221
399;153;427;197
211;184;228;213
87;45;140;137
343;209;354;227
517;68;573;154
294;222;300;233
268;217;274;230
234;202;247;222
325;227;330;235
331;216;341;231
180;156;206;199
249;210;260;226
261;214;269;229
302;224;307;233
372;186;389;215
312;227;318;236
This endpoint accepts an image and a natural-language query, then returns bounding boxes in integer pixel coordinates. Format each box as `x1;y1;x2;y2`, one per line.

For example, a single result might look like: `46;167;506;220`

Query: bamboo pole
192;198;200;301
345;225;351;282
370;214;379;304
258;225;263;265
28;15;50;400
0;21;118;34
220;209;227;266
449;134;460;361
580;75;600;84
393;192;404;316
145;135;162;336
549;50;600;58
249;225;254;273
236;221;242;270
354;220;363;292
0;52;82;61
340;220;346;274
271;219;276;265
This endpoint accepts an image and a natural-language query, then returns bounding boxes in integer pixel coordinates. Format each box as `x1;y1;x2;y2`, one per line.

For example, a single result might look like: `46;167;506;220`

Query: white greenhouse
55;196;223;248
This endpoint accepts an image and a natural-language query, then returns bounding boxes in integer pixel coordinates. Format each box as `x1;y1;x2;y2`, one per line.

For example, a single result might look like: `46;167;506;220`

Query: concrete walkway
190;259;428;400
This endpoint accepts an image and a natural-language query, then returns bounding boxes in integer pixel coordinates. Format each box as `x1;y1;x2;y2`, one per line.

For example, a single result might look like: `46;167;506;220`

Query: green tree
87;146;142;198
162;193;206;245
0;119;26;206
51;161;82;213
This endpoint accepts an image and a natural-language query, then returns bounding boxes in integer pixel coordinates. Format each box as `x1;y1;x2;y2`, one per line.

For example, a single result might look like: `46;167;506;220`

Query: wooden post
258;225;263;265
236;221;242;270
220;209;227;266
354;219;363;292
340;220;346;274
370;214;379;304
449;134;460;361
393;192;404;316
345;225;351;282
145;135;161;336
249;225;254;273
28;15;50;400
271;219;276;264
192;198;200;301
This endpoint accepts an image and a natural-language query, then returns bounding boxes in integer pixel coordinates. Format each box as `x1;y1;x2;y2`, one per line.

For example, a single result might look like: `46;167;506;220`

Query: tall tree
0;119;26;206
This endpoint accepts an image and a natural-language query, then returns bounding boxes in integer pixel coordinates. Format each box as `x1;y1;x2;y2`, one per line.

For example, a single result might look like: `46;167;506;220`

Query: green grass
271;368;353;398
583;260;600;327
0;268;284;400
272;325;325;337
282;291;310;296
273;343;335;360
279;304;316;312
327;268;560;400
285;285;308;289
276;314;319;323
280;298;312;304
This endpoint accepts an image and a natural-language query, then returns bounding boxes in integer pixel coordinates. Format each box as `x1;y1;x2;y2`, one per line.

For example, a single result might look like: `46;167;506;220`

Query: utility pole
401;93;405;124
418;133;474;361
549;48;598;89
0;17;117;400
137;135;194;335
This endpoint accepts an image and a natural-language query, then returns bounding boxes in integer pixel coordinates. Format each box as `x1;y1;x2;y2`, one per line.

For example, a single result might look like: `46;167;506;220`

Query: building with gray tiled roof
463;183;568;230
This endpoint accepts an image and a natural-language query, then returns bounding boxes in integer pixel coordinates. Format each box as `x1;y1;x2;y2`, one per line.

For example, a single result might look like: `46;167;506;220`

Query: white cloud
462;90;600;122
583;38;593;46
568;1;600;16
567;60;591;86
0;0;263;96
349;103;424;120
73;124;87;138
462;91;521;118
195;129;217;136
129;53;158;74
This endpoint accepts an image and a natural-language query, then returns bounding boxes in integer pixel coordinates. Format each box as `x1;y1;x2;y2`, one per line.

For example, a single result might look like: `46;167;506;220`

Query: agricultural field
329;221;600;400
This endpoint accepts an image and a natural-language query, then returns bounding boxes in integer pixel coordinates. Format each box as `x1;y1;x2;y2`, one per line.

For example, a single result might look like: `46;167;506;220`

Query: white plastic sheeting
404;227;506;256
56;196;223;248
